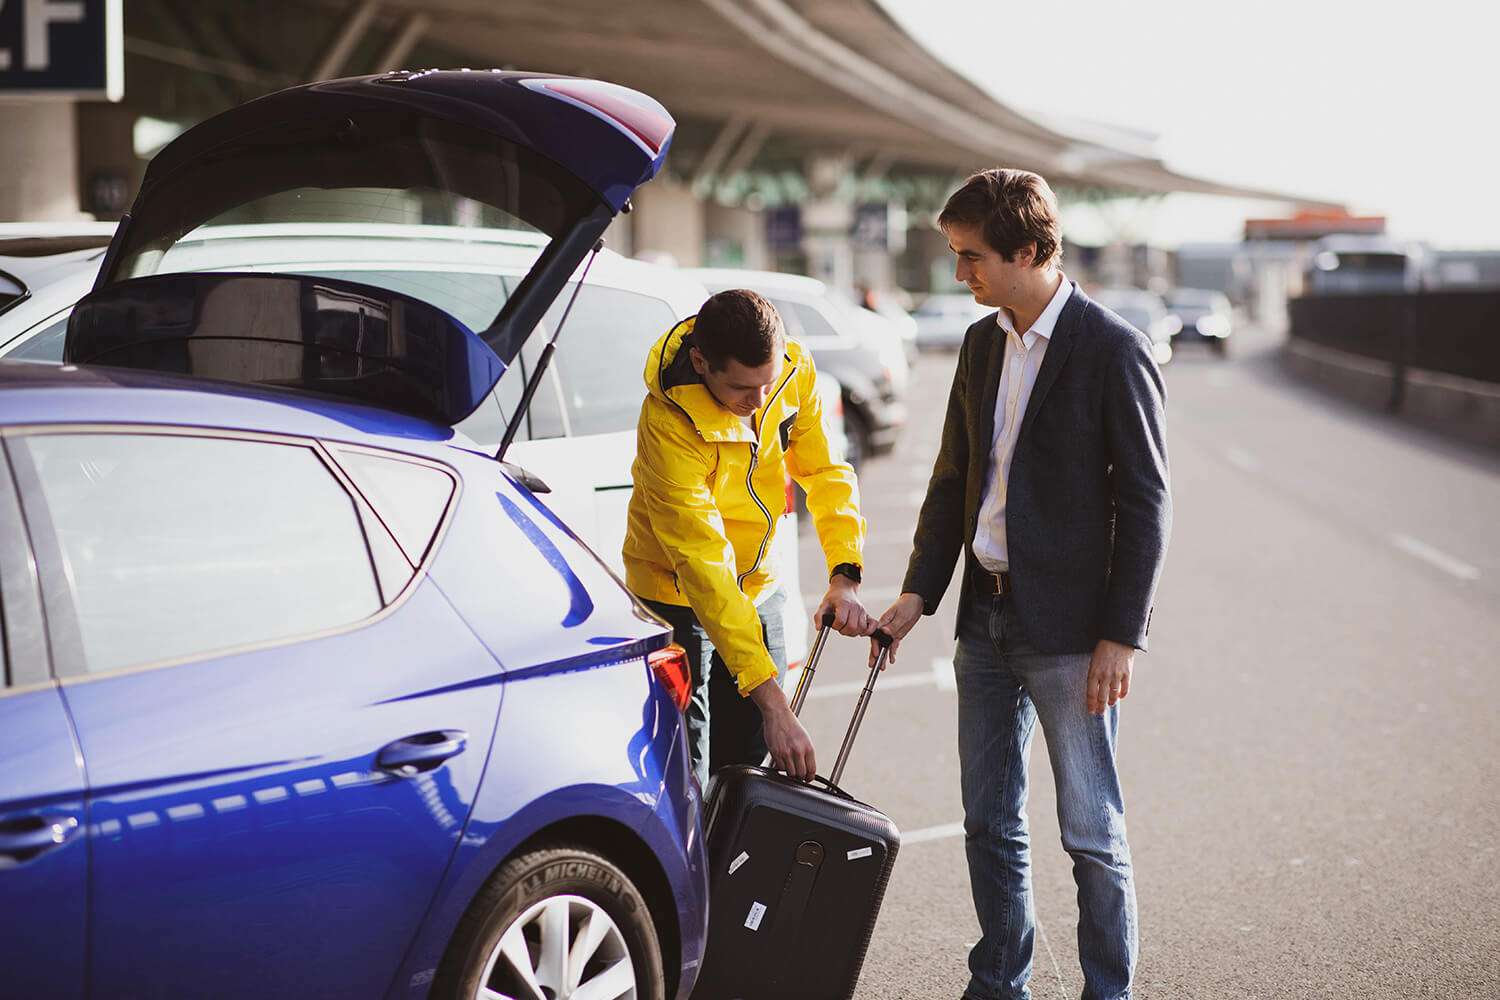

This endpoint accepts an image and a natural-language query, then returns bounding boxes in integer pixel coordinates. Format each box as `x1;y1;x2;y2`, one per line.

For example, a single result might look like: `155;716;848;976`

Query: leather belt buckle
978;570;1012;597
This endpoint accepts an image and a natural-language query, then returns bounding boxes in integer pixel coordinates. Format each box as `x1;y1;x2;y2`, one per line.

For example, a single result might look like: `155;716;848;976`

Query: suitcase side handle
828;628;893;787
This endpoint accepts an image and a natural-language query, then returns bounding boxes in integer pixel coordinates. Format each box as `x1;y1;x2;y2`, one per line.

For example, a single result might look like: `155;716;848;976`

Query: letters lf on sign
0;0;123;101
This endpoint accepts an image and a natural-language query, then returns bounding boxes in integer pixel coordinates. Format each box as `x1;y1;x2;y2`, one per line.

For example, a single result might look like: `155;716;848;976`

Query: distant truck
1297;235;1423;295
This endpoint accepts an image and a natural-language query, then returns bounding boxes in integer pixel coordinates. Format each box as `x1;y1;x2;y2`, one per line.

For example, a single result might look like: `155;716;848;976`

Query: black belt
974;570;1013;597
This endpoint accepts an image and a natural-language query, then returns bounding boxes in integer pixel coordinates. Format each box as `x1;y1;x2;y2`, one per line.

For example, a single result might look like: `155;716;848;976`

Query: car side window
5;311;71;362
540;283;673;437
334;448;456;565
20;432;385;676
770;297;841;348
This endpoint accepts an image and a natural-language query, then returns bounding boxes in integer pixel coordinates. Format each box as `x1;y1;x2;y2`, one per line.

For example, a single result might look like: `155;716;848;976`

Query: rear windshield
109;113;600;323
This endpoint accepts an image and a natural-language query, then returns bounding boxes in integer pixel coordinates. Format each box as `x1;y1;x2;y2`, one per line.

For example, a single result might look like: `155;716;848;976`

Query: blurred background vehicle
911;291;992;351
0;247;107;361
857;284;920;363
1298;234;1423;295
689;267;909;471
1091;287;1177;365
1164;287;1234;356
0;221;118;258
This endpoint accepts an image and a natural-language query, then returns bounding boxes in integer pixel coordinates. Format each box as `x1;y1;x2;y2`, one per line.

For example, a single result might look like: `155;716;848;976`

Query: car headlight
1196;315;1230;338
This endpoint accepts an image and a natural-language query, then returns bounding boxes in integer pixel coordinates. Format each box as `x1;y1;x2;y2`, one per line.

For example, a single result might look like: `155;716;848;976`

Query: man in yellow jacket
624;288;871;788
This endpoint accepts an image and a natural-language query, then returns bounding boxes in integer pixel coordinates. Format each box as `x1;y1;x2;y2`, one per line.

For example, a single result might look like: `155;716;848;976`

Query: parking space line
932;655;956;691
902;821;965;844
1390;533;1480;580
1225;446;1259;472
1036;914;1069;1000
806;673;933;699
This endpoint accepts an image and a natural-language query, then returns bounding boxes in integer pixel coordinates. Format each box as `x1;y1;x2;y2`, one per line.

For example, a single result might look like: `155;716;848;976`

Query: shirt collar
996;271;1072;349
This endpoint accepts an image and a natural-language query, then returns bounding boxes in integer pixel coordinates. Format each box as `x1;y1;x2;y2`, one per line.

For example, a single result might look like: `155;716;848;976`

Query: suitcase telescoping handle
787;611;838;717
829;626;893;787
774;612;895;786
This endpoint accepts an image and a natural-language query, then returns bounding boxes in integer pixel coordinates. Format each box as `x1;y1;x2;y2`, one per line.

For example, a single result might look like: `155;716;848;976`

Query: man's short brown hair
693;288;784;370
938;168;1062;269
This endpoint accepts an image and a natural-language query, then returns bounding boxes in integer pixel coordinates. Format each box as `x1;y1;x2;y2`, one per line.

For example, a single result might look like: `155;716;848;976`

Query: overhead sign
0;0;122;100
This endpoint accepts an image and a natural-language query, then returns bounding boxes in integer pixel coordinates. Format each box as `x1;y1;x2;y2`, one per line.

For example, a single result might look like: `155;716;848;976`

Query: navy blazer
901;282;1171;652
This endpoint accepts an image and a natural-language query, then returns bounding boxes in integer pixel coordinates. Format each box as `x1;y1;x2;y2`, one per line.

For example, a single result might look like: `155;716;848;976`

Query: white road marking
806;673;934;699
932;655;956;692
902;821;965;844
1390;533;1481;581
1224;446;1259;472
1035;913;1069;1000
803;655;958;699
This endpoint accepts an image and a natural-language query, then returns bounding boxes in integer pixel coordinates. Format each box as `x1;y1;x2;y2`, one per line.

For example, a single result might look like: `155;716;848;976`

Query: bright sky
878;0;1498;248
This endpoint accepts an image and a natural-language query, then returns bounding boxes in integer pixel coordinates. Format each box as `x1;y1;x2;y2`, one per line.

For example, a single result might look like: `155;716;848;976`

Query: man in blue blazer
875;169;1171;1000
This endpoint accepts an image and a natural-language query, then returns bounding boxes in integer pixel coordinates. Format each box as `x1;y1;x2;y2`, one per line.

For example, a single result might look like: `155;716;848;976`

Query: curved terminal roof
351;0;1333;205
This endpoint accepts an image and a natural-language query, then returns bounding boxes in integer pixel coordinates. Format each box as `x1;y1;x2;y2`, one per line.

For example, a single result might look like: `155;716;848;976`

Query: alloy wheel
474;893;637;1000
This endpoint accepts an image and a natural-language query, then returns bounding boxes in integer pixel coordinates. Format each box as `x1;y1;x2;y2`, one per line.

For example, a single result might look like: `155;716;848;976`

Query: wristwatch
829;562;862;585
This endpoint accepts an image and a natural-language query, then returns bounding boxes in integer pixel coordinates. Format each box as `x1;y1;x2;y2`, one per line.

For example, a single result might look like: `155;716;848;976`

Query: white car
1091;287;1177;366
912;291;993;351
0;224;822;671
687;267;909;468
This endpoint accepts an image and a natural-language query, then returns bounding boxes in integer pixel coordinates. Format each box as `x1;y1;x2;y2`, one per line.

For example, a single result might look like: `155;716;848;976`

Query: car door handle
376;730;468;777
0;812;81;863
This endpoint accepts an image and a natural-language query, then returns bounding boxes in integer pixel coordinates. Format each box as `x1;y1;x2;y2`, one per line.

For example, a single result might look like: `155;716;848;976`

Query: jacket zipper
735;364;797;590
738;441;774;590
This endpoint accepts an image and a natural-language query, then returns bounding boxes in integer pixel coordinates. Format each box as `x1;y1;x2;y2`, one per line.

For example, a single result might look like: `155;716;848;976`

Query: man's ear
688;345;710;377
1016;243;1037;268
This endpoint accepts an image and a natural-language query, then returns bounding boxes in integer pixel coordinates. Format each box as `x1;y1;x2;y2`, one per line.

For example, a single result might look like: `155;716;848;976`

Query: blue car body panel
0;688;88;999
58;581;504;999
0;364;705;1000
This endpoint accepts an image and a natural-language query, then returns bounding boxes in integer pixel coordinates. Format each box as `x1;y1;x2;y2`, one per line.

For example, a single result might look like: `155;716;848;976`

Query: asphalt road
793;322;1500;999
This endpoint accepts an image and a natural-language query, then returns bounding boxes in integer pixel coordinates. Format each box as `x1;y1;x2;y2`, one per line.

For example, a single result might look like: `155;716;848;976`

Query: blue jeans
640;589;787;791
956;593;1137;1000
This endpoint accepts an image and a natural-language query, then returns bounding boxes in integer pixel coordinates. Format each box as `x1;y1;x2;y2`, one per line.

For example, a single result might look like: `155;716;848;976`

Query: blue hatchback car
0;72;708;1000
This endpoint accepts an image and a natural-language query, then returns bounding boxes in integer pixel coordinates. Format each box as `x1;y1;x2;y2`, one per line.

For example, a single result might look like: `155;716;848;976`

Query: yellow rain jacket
624;317;866;696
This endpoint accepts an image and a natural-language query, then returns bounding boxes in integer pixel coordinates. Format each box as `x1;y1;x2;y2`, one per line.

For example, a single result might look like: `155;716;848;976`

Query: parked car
687;267;908;468
1091;287;1176;366
0;70;714;1000
1164;287;1233;356
911;291;992;351
0;247;106;358
857;286;920;363
0;220;117;258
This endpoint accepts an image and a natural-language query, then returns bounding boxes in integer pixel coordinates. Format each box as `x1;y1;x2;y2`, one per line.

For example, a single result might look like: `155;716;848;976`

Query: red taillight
784;473;796;515
649;644;692;712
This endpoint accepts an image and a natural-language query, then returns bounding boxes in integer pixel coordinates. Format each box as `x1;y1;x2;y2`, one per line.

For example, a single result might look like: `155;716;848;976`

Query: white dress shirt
972;273;1073;573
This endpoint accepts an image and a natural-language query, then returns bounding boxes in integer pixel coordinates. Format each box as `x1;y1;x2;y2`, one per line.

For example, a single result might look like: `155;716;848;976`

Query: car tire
1212;338;1229;358
433;844;666;1000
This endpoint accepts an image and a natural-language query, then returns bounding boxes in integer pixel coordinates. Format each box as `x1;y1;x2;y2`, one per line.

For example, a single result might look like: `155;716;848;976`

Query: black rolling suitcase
693;617;900;999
